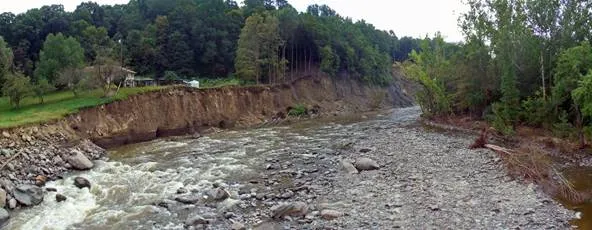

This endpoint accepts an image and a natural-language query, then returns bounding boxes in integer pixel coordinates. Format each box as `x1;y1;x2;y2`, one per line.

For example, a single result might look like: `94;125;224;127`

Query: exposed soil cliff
68;76;413;148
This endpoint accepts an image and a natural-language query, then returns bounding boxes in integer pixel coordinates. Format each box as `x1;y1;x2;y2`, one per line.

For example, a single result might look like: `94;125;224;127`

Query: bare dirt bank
67;76;413;148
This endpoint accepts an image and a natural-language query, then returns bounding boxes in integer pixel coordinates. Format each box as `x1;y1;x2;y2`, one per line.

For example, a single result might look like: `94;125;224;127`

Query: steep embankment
68;76;413;148
0;76;413;212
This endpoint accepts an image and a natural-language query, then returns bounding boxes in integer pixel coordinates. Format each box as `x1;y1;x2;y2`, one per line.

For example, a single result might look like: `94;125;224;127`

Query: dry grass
467;128;590;204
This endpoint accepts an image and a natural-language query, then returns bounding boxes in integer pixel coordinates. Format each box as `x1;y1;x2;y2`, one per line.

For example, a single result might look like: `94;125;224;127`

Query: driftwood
484;144;513;155
0;150;23;171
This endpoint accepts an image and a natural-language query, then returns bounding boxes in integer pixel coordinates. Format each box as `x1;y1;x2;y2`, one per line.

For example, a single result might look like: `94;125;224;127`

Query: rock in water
359;148;372;153
341;160;359;174
212;188;230;201
73;177;91;189
185;215;209;226
66;150;94;170
176;187;188;194
56;194;67;202
231;222;246;230
7;199;16;209
0;188;6;208
0;208;8;226
175;195;200;204
320;209;343;220
35;175;47;186
13;185;44;206
270;202;308;219
354;158;380;171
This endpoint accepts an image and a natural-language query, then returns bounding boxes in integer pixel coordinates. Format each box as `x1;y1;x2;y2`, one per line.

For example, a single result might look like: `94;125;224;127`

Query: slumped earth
5;107;575;229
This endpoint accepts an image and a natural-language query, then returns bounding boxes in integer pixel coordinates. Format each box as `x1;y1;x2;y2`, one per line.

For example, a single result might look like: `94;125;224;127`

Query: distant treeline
0;0;422;85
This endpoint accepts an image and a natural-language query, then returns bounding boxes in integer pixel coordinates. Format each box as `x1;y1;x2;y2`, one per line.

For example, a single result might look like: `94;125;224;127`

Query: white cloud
289;0;467;42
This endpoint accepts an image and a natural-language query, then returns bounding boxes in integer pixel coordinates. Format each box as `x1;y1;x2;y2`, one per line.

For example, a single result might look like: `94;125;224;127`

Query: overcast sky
0;0;467;42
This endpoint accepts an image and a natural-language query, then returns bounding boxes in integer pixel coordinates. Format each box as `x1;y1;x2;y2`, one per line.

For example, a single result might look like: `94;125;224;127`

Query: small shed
188;80;200;88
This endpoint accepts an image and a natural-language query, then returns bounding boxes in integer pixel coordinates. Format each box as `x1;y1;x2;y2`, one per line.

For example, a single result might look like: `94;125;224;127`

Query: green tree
33;77;55;104
403;35;452;117
573;72;592;145
57;67;85;96
235;13;263;83
2;72;32;108
80;25;113;62
0;36;12;80
320;45;338;76
35;33;85;84
92;55;123;97
235;12;284;84
552;42;592;145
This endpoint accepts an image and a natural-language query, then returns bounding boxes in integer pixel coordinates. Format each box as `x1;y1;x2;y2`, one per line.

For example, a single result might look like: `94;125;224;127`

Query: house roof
83;65;137;74
133;77;155;81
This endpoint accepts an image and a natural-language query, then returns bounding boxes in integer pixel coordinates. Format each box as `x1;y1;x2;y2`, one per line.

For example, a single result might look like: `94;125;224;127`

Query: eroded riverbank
4;107;574;229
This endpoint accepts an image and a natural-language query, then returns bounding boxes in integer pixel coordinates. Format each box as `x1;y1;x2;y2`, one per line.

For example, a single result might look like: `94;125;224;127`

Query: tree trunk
303;48;307;74
540;49;546;100
576;106;586;148
308;47;312;73
291;38;294;82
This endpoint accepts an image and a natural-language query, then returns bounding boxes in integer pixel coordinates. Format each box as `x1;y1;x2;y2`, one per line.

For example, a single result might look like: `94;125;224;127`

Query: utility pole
119;39;123;68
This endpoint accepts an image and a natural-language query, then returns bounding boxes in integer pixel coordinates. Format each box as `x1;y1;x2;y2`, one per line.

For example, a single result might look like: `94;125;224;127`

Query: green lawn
0;86;165;128
198;78;242;88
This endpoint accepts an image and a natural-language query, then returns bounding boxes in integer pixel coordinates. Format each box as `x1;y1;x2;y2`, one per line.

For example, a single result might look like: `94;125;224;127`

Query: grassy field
0;86;165;128
198;78;242;88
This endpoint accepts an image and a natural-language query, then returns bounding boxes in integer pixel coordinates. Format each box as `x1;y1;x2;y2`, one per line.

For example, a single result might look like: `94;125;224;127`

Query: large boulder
354;158;380;171
13;185;44;206
0;188;6;208
0;208;8;226
65;150;94;170
73;177;91;189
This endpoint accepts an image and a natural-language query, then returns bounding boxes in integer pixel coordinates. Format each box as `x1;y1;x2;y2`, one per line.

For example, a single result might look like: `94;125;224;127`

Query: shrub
520;91;552;127
490;102;515;136
288;104;307;117
370;91;386;109
2;72;33;108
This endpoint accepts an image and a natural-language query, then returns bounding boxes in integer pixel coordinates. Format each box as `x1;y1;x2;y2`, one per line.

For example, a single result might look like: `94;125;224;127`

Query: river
4;107;576;229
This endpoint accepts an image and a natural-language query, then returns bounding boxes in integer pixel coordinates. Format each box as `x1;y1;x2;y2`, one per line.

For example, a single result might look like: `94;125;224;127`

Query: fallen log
484;144;514;155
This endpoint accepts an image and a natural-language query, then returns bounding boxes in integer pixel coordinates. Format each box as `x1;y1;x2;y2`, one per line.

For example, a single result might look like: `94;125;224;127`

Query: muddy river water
3;107;585;229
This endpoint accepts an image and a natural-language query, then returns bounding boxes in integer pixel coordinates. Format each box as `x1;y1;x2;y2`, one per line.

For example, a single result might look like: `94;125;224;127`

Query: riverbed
4;107;575;229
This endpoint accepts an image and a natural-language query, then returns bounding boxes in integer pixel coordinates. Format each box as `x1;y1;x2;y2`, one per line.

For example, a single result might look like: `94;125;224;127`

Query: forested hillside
0;0;421;92
405;0;592;145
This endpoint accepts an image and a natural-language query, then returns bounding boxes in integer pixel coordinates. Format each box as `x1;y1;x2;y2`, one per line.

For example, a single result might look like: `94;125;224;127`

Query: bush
288;104;307;117
552;111;576;139
2;72;33;108
370;91;386;109
490;102;515;135
520;91;552;127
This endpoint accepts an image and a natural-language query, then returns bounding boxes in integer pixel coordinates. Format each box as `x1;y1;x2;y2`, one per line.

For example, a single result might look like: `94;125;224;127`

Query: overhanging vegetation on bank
403;0;592;146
